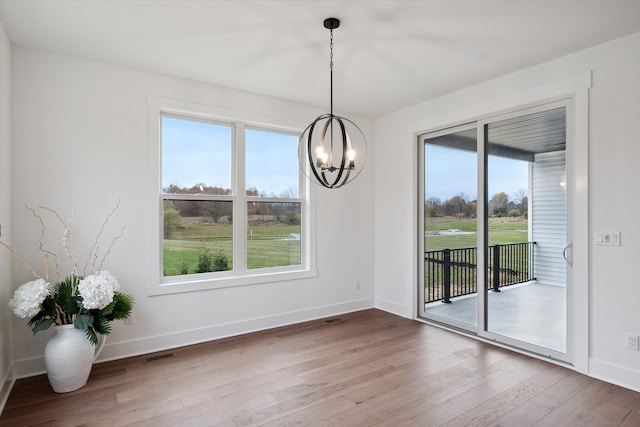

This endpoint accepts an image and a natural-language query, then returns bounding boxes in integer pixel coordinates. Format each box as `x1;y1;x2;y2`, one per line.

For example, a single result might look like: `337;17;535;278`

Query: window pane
246;129;299;198
163;200;233;276
247;202;301;269
423;126;478;327
162;116;232;194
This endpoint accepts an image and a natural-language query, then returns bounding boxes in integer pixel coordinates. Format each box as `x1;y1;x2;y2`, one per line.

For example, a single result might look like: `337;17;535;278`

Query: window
162;116;234;277
149;99;314;295
245;128;301;269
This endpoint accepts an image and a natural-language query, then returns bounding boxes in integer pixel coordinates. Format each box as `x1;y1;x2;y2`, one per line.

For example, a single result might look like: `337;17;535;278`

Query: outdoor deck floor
424;283;566;353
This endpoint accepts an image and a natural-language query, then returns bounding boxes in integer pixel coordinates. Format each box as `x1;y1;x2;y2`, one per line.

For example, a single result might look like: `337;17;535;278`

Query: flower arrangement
2;201;134;345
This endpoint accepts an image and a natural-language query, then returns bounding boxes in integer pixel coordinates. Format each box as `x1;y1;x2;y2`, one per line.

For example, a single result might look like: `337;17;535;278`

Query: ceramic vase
44;324;105;393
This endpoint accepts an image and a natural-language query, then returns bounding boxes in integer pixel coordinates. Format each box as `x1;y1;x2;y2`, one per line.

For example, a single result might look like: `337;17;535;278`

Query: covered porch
425;282;566;353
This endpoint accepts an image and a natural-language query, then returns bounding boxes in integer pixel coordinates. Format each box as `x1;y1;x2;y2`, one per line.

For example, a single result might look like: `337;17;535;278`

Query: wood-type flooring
1;309;639;426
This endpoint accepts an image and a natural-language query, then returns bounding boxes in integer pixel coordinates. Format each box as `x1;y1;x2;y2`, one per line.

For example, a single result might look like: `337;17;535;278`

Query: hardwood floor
1;309;639;426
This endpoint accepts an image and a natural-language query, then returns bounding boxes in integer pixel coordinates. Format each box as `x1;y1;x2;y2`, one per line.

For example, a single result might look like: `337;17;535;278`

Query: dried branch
84;199;121;276
37;205;66;227
39;205;76;281
26;205;61;281
0;240;43;281
60;209;79;277
97;225;126;272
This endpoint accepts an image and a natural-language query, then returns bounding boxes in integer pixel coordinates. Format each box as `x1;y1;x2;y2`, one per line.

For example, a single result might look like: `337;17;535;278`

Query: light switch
595;232;621;246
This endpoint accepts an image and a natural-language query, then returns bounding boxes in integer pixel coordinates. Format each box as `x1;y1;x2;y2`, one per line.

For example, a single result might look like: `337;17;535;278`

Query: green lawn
426;216;528;250
163;216;529;276
163;222;300;276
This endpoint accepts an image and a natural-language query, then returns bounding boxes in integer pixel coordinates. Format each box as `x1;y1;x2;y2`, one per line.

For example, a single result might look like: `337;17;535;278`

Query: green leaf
93;314;112;335
101;300;116;316
27;310;48;328
39;295;57;319
74;314;94;331
31;318;55;335
84;327;98;346
110;293;135;320
55;275;82;315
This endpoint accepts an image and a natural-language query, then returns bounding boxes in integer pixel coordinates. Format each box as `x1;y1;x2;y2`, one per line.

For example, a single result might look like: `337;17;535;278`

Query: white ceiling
2;0;640;117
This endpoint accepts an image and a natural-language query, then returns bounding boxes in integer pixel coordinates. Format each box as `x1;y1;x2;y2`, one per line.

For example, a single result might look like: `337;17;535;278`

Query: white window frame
147;97;316;296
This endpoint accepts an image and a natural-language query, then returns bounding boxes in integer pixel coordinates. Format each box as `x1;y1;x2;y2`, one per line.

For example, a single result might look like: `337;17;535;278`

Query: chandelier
298;17;367;189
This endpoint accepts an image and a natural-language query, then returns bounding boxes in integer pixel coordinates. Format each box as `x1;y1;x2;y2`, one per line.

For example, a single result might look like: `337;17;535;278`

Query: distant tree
204;201;230;223
489;192;509;216
463;200;477;218
493;207;507;217
286;211;300;225
425;197;441;217
513;188;528;215
164;208;182;238
445;194;467;219
278;186;298;198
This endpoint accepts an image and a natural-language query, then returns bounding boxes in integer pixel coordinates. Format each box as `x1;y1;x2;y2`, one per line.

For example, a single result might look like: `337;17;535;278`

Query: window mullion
234;123;247;274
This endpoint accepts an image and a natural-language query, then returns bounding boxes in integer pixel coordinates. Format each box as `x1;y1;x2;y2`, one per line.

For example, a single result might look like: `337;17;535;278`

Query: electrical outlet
124;311;134;325
625;333;639;350
355;280;361;290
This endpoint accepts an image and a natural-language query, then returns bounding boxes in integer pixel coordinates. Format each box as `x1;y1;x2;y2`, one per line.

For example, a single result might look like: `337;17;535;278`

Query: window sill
147;268;318;296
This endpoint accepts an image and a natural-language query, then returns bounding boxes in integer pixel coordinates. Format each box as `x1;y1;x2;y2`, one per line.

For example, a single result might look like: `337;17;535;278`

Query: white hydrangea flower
78;270;120;310
8;279;51;318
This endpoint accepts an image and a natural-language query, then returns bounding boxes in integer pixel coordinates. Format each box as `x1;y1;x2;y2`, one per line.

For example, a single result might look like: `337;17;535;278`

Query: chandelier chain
329;29;334;116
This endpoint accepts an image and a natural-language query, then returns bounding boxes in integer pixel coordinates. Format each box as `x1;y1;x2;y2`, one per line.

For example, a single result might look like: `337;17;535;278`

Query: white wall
9;47;375;376
374;32;640;391
0;19;14;412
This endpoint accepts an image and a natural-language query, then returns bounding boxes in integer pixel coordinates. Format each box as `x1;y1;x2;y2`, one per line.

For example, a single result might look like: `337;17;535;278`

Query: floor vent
143;352;176;363
325;318;343;324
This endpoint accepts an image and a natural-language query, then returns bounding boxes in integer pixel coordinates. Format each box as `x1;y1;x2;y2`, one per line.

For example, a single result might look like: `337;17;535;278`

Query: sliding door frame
476;99;572;363
417;91;587;368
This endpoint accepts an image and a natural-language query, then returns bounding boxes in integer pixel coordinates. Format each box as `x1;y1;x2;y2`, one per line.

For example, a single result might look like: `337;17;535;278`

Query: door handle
563;242;572;267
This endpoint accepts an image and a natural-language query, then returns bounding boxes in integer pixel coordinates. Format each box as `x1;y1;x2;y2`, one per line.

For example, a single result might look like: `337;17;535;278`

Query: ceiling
2;0;640;117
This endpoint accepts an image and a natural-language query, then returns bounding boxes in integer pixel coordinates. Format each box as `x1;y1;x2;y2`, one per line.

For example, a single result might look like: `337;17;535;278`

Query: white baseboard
14;298;375;378
589;358;640;393
0;364;15;416
375;297;411;318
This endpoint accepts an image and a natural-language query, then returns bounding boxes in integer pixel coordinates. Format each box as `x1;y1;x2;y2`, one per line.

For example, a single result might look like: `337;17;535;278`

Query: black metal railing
424;242;536;304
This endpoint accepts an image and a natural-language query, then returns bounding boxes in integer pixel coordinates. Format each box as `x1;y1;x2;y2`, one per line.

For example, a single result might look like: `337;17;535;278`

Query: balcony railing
424;242;536;304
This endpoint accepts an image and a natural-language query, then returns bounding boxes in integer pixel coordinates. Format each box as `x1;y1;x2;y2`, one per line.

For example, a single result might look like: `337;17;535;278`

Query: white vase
44;324;106;393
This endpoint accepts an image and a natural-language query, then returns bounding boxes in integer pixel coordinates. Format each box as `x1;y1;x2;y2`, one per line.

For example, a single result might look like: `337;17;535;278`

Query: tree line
163;183;301;239
425;189;528;218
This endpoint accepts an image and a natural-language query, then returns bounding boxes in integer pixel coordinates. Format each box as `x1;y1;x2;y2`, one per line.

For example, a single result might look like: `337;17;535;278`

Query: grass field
164;222;300;276
163;216;528;276
426;216;528;250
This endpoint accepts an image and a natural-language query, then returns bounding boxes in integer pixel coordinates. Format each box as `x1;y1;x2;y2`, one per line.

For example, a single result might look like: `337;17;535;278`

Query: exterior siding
531;151;567;286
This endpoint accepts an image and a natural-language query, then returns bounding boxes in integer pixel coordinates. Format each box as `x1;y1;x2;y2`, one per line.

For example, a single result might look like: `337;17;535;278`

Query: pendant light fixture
298;17;367;189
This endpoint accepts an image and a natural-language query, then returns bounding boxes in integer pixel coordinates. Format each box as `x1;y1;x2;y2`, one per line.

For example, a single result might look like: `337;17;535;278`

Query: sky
162;117;299;197
162;116;528;202
425;145;529;203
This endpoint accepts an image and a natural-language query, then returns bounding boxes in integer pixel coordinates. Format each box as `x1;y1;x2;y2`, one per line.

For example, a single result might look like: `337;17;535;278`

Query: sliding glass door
418;101;570;361
419;124;478;332
483;105;567;357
